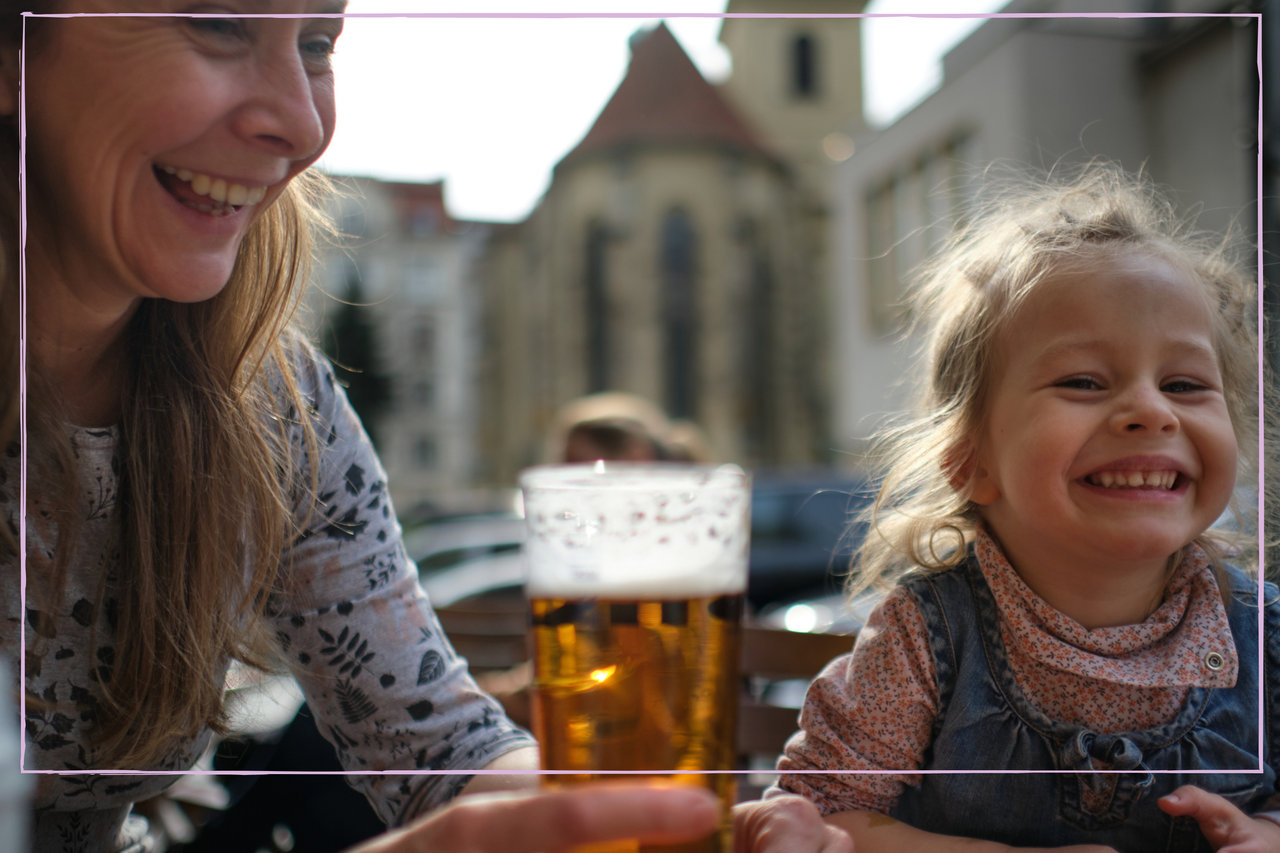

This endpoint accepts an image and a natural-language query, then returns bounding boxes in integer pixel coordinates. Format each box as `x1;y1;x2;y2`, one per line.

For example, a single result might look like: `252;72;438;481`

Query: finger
819;825;855;853
731;795;852;853
1158;786;1250;847
421;785;721;853
1158;785;1237;820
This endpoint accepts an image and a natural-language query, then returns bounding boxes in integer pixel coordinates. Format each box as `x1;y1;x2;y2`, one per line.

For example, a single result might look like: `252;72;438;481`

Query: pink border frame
14;9;1268;784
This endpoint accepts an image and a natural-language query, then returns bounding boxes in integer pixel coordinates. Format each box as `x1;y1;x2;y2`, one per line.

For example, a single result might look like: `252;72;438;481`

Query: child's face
970;249;1238;578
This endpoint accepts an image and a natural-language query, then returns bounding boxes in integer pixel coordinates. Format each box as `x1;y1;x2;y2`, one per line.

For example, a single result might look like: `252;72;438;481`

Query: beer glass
520;463;750;853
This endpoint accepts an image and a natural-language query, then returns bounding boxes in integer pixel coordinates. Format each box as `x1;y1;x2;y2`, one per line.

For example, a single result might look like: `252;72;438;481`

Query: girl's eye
1055;376;1101;391
1162;379;1206;393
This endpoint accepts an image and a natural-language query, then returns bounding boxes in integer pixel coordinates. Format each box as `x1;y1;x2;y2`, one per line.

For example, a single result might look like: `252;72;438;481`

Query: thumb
1158;785;1231;819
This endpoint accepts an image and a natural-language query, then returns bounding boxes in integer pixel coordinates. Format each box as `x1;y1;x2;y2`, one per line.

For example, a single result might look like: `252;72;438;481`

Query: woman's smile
154;164;269;214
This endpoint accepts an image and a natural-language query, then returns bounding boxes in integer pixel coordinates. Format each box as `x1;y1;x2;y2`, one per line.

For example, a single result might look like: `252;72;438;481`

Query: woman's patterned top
1;340;535;853
775;530;1243;816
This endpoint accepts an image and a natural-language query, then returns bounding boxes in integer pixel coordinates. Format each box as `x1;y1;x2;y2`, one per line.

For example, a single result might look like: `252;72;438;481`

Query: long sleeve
773;585;939;815
267;343;535;825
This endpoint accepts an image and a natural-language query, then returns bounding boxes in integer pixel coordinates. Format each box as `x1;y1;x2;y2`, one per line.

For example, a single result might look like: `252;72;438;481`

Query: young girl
775;166;1279;853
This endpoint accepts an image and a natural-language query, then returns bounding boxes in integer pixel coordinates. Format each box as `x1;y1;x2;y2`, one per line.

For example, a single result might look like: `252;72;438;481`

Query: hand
1158;785;1280;852
342;784;720;853
732;796;853;853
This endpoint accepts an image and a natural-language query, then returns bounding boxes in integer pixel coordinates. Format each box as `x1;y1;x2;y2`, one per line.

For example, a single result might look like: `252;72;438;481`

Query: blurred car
415;470;876;613
746;472;874;608
404;511;526;575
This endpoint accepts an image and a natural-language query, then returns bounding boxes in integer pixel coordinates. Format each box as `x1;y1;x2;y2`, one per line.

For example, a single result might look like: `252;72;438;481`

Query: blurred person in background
550;391;714;465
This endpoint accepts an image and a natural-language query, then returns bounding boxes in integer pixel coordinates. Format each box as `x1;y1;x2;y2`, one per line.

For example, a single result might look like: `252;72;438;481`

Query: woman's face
20;0;344;312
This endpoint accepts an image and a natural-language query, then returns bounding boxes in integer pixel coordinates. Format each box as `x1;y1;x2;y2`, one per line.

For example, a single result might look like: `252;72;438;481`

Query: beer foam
521;464;750;598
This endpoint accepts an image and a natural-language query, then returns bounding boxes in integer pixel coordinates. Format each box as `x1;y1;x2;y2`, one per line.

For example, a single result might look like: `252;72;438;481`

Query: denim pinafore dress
887;554;1279;852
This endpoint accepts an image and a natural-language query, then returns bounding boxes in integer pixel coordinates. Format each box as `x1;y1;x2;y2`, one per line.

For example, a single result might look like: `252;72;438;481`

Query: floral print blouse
776;531;1245;816
1;341;535;853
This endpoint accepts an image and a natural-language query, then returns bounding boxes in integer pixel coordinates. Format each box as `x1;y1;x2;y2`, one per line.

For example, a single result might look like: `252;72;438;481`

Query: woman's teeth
158;165;267;208
1085;471;1178;490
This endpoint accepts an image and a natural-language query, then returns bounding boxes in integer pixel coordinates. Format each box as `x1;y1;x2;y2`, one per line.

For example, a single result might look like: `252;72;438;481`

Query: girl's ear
942;441;1001;505
968;462;1001;505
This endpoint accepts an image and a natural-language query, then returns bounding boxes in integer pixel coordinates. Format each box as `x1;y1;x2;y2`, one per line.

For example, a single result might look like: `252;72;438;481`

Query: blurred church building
478;2;866;485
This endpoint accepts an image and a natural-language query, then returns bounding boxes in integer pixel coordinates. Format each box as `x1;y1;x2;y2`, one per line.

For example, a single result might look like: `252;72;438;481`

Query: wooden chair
735;625;855;800
434;588;530;676
433;594;855;799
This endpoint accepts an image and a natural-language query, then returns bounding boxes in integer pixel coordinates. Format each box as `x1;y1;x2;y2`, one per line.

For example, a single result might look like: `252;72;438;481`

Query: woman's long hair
3;5;333;767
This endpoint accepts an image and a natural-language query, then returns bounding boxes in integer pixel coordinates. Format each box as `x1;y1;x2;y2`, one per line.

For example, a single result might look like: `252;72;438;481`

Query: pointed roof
556;23;773;172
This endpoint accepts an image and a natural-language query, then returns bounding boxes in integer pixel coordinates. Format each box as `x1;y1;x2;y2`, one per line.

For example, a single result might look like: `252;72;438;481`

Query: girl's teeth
1088;471;1177;490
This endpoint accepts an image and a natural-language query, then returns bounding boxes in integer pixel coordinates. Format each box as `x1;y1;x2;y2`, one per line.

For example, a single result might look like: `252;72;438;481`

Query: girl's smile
1077;454;1189;500
968;247;1238;620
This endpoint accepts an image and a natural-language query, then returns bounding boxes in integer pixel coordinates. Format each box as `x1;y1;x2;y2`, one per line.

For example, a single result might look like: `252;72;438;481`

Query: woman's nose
231;51;329;163
1110;384;1179;434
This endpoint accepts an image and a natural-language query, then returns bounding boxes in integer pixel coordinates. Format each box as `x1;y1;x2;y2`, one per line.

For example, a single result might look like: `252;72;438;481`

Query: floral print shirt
1;341;535;853
775;531;1242;816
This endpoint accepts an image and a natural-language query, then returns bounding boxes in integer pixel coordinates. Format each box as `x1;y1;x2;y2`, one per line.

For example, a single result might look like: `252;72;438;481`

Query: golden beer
520;463;751;853
530;593;744;853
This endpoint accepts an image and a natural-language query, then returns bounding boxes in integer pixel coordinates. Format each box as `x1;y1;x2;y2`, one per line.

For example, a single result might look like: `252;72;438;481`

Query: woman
0;4;849;852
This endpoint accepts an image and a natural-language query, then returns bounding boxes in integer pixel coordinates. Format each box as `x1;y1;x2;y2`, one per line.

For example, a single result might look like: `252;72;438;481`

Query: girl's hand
342;785;720;853
732;795;853;853
1158;785;1280;852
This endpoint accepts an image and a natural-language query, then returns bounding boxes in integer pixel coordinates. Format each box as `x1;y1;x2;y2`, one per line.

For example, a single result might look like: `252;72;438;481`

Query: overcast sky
318;1;1008;222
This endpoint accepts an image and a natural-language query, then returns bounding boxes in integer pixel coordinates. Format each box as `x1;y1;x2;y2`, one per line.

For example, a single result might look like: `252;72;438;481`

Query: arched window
793;33;817;98
584;222;610;392
661;210;697;419
740;219;776;460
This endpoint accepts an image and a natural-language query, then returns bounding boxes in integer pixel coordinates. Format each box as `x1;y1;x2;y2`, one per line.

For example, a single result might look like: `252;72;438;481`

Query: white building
831;0;1258;461
309;177;493;519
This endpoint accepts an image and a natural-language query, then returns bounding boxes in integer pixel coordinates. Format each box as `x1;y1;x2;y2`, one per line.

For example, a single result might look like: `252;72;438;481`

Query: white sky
319;0;1008;222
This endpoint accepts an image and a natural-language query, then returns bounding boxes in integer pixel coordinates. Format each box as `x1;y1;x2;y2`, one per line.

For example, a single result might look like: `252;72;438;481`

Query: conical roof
556;23;772;171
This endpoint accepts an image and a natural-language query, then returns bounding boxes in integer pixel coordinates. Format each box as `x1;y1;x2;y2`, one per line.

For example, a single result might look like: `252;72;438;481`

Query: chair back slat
432;595;855;800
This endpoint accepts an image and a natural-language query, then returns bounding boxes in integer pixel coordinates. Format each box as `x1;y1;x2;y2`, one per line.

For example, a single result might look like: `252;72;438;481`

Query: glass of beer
520;463;750;853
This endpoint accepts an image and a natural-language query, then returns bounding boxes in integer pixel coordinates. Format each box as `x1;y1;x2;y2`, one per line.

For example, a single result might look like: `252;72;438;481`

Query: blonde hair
851;164;1258;598
2;3;336;767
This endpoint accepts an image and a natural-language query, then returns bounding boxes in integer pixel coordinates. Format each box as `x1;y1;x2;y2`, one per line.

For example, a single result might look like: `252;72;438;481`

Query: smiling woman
4;0;541;850
0;5;851;853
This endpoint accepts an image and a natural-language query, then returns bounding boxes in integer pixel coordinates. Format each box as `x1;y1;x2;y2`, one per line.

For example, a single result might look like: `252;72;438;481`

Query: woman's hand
732;795;853;853
1158;785;1280;852
342;784;720;853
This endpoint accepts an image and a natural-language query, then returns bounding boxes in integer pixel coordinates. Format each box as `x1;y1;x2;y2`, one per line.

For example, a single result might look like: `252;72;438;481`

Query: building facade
478;7;867;485
830;0;1258;461
308;178;493;519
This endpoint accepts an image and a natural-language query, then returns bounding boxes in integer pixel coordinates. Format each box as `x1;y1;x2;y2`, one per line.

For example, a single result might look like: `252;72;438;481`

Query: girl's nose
231;51;329;164
1110;385;1179;434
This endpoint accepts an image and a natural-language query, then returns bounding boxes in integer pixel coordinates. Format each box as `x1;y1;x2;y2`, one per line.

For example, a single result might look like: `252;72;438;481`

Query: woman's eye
301;35;337;64
190;17;244;39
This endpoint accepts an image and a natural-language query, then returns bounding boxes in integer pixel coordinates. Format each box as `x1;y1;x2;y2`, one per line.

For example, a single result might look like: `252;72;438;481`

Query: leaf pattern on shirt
318;625;375;679
336;678;378;724
7;341;536;852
